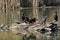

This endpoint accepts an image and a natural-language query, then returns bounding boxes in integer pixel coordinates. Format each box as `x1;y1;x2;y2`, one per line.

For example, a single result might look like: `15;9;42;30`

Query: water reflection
20;8;59;23
40;31;58;40
0;7;60;40
20;8;60;40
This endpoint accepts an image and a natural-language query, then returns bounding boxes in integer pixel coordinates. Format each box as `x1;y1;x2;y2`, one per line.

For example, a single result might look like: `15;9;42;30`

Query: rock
0;24;9;32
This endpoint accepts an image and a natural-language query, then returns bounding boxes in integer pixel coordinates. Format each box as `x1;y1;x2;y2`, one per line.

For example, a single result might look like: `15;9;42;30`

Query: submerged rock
0;24;9;32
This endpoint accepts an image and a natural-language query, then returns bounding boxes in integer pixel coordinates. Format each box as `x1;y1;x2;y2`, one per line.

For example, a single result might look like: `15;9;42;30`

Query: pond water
20;7;60;25
36;31;60;40
0;7;60;40
16;7;60;40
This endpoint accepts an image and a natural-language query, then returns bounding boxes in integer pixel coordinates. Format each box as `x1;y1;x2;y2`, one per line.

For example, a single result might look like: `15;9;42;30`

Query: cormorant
54;12;58;21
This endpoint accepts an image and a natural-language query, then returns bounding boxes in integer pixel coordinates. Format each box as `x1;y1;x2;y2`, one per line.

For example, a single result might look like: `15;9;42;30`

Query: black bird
21;14;26;22
54;12;58;21
26;18;36;24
